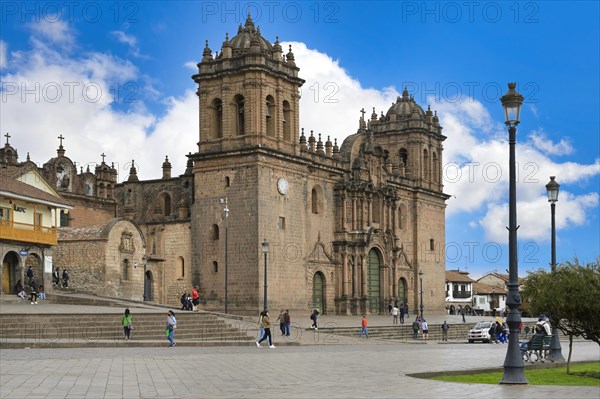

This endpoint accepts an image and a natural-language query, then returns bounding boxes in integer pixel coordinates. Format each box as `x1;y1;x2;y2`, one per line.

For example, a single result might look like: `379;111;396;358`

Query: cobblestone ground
1;341;599;399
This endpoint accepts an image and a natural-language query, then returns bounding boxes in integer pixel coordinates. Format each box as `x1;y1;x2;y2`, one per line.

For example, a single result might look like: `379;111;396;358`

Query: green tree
522;258;600;373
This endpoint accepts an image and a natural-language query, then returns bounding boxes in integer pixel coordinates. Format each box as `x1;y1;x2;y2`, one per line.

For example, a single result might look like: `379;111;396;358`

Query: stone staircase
319;323;473;342
0;312;259;348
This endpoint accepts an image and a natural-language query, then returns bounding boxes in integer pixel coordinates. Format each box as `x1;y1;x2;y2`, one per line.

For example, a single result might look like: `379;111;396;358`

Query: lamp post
418;270;424;319
262;239;269;312
546;176;565;361
499;83;528;384
220;198;229;314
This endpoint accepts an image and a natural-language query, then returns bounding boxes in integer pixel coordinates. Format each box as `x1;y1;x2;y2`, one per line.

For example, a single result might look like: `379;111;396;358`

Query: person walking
283;310;291;336
399;303;405;324
421;319;429;340
166;310;177;348
404;303;410;319
359;315;369;338
412;317;420;339
391;305;399;324
489;322;498;344
461;307;466;323
191;286;200;312
52;267;60;286
310;309;319;330
62;269;69;288
441;320;449;341
256;310;275;348
256;311;266;342
122;308;133;341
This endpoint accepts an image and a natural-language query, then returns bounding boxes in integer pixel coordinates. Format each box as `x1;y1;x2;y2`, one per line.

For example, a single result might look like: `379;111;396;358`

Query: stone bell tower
192;14;305;155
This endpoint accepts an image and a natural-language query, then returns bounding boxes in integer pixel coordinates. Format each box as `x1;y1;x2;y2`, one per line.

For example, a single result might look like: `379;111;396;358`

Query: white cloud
0;40;7;69
184;61;197;70
110;31;137;48
28;19;75;50
529;130;574;156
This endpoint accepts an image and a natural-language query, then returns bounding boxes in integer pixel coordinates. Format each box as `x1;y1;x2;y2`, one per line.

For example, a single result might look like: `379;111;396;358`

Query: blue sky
1;1;598;278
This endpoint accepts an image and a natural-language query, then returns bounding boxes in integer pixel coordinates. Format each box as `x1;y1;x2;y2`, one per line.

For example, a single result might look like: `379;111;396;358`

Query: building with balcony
445;269;475;314
0;162;72;295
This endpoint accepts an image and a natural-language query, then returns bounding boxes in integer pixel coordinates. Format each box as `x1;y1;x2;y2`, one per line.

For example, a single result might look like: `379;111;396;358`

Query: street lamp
545;176;565;361
262;239;269;312
220;198;229;314
418;270;424;319
499;82;528;385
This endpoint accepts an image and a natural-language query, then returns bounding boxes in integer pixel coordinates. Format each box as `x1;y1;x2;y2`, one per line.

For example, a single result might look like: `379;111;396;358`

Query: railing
452;291;472;299
0;220;57;245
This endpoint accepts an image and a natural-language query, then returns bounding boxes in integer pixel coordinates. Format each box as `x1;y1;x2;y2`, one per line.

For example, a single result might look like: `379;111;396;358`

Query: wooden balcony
0;221;57;245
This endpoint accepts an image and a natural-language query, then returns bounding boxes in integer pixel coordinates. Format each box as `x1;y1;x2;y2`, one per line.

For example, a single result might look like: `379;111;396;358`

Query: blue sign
19;250;28;256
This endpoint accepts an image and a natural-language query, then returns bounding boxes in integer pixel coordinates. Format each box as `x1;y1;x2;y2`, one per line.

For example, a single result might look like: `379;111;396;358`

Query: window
0;207;11;224
432;152;438;183
234;95;245;135
225;176;230;187
122;259;129;280
429;239;435;251
266;95;275;137
212;261;218;273
283;101;291;141
212;98;223;138
161;193;172;216
399;148;408;167
423;149;430;181
178;257;185;278
311;189;318;214
60;210;69;227
278;217;286;230
212;224;219;240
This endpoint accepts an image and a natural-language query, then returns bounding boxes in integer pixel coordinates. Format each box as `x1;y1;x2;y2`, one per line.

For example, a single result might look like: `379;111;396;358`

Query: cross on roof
360;108;366;119
57;134;65;147
101;153;106;163
4;132;10;145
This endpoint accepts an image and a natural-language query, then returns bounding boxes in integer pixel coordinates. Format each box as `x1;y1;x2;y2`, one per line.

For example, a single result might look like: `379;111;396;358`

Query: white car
468;321;492;343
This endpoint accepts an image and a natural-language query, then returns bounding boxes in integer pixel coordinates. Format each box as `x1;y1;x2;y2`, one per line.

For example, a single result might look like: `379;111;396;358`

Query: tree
522;258;600;372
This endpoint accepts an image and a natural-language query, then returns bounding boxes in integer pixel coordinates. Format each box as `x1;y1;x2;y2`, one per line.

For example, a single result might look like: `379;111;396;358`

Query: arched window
212;98;223;138
225;176;230;187
212;261;218;273
160;193;172;216
399;148;408;167
311;185;322;214
178;256;185;278
283;100;291;141
423;149;429;181
266;95;275;137
212;224;219;240
234;95;245;135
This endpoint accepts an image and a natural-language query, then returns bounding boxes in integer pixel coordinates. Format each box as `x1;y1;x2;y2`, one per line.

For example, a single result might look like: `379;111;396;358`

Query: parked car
468;321;492;343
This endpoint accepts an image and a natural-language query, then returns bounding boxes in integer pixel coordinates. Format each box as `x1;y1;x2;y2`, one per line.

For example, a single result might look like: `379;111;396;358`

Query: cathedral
0;16;448;315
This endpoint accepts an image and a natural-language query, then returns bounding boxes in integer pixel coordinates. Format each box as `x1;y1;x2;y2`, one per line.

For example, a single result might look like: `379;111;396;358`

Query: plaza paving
1;341;599;398
1;300;599;398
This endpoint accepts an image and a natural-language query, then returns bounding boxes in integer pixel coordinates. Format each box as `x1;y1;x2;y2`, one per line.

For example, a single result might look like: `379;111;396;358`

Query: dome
230;14;273;55
386;88;425;119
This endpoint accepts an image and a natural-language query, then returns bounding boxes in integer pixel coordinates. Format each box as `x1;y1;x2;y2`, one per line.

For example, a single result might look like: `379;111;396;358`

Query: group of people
411;317;429;339
388;303;409;324
180;286;200;311
276;310;291;336
489;321;509;343
15;267;47;304
119;308;178;348
52;267;69;288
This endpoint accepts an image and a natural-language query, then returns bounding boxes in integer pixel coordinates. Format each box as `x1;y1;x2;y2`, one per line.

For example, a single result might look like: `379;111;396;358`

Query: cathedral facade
1;16;448;315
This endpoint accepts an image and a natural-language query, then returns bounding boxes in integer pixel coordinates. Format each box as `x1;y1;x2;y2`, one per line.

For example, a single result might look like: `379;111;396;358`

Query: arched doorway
144;270;153;301
2;251;20;294
312;272;325;314
26;253;43;287
397;277;407;306
367;248;381;314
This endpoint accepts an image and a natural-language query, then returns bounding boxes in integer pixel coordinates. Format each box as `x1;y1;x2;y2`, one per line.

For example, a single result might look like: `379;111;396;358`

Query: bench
520;334;553;363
